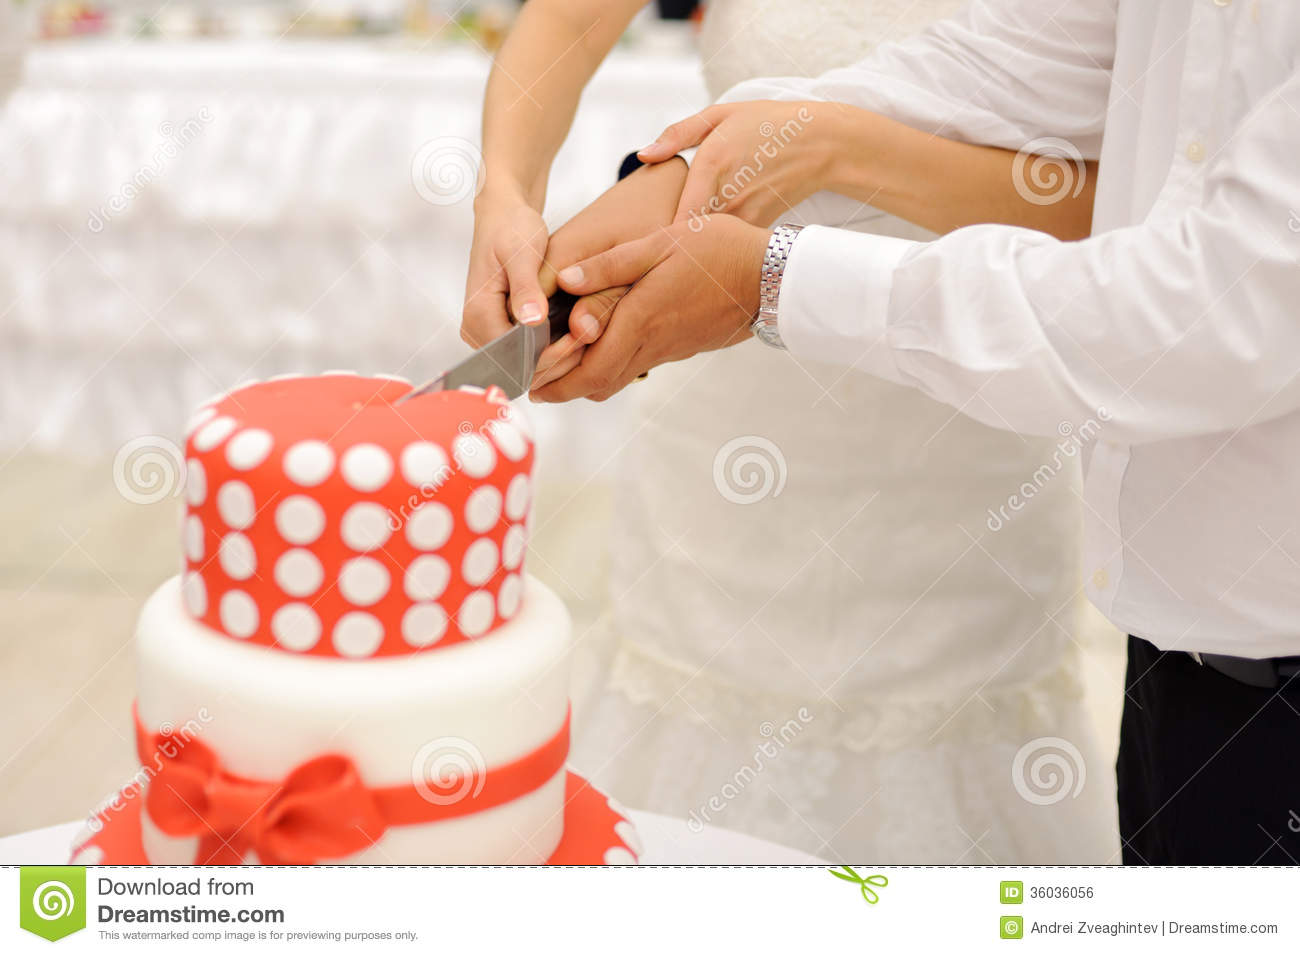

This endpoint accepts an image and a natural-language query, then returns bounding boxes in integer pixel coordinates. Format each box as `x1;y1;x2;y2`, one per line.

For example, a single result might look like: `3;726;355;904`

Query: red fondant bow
134;706;571;865
142;730;385;865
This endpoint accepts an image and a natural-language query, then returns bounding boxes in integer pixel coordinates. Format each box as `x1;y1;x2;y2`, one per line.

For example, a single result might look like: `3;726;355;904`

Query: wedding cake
71;374;640;865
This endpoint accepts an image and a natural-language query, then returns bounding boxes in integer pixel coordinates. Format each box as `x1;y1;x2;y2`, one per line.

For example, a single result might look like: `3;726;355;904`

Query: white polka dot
453;434;496;478
219;590;259;638
274;495;325;545
614;820;644;856
186;459;206;507
72;845;105;865
183;572;207;617
399;441;449;487
341;502;393;552
193;416;237;451
404;555;450;600
463;538;499;587
216;480;255;530
497;573;523;618
603;847;637;865
332;612;384;658
271;604;321;652
464;486;503;533
275;549;324;597
402;603;448;648
457;590;494;637
405;502;453;550
186;406;216;436
504;474;530;521
341;444;393;492
218;533;256;580
339;557;390;606
502;524;526;570
283;440;335;487
183;515;204;561
488;419;529;461
225;428;273;470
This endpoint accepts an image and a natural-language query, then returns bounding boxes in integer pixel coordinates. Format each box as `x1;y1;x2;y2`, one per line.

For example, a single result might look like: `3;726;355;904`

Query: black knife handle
546;290;579;344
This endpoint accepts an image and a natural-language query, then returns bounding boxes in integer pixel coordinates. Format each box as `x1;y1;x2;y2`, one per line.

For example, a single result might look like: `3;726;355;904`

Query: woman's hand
637;100;838;227
462;191;551;349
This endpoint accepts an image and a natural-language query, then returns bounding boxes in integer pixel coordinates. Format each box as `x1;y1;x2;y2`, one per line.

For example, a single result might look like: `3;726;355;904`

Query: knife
398;290;579;404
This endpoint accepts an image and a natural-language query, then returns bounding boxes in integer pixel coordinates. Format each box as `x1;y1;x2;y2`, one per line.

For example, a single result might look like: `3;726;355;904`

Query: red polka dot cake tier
182;374;533;656
71;374;640;865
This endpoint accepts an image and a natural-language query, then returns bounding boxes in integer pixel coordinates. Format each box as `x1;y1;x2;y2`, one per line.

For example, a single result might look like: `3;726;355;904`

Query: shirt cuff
776;225;917;384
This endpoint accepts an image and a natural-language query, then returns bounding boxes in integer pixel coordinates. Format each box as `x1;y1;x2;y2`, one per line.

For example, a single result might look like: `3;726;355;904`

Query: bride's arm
463;0;649;346
641;100;1098;240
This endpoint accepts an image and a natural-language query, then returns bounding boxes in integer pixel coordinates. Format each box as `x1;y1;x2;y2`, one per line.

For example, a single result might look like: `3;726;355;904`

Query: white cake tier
135;573;571;864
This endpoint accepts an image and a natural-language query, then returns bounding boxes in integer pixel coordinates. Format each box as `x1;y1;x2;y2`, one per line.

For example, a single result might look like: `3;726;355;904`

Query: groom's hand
528;158;689;390
531;214;771;403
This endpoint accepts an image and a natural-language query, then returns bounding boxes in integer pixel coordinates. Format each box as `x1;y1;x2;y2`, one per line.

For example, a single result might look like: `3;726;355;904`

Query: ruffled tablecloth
0;38;707;478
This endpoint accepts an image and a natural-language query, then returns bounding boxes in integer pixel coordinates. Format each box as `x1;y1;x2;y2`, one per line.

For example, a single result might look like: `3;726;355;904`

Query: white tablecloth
0;814;825;865
0;38;708;479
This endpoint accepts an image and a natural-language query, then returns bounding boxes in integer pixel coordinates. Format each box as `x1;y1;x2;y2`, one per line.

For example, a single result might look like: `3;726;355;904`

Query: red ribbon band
133;705;570;865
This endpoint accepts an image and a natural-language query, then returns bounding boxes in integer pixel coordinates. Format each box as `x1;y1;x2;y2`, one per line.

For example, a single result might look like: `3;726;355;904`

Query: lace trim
602;635;1088;755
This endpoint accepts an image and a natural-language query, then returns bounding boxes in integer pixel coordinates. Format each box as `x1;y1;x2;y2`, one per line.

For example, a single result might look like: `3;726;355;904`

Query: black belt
1189;651;1300;689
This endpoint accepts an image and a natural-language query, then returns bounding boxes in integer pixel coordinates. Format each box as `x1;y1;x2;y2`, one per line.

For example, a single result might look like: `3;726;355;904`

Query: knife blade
398;290;578;404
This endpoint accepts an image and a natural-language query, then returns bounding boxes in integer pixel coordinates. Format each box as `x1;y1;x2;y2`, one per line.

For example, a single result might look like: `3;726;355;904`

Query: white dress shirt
718;0;1300;657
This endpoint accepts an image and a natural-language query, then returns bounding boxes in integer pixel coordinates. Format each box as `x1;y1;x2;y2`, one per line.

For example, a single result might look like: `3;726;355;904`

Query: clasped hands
462;101;835;402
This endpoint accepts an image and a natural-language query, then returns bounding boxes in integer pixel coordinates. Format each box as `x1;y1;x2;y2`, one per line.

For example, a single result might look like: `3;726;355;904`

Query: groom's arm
773;62;1300;445
713;0;1118;227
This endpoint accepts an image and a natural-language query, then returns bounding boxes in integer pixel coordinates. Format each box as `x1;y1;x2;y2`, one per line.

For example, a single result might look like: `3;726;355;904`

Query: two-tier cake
71;374;640;865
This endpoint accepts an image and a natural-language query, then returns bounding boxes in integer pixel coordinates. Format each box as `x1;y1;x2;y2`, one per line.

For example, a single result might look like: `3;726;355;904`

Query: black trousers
1117;635;1300;864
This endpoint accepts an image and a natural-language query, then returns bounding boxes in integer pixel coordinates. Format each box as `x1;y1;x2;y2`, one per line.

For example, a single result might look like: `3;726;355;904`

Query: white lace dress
569;0;1120;862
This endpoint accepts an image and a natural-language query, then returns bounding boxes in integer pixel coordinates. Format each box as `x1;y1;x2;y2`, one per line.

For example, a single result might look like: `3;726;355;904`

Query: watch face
753;320;785;349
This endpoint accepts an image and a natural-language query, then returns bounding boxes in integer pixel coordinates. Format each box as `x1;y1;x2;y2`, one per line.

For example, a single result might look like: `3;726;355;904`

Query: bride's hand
462;191;551;348
637;101;836;227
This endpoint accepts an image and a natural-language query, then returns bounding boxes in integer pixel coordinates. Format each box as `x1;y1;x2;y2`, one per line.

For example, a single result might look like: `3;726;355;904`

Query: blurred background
0;0;711;837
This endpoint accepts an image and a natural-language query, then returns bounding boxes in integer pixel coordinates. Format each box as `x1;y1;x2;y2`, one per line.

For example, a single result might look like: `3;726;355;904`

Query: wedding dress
569;0;1119;862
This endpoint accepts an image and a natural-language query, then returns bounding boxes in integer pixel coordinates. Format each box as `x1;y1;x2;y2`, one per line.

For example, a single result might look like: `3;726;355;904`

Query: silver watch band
752;224;804;349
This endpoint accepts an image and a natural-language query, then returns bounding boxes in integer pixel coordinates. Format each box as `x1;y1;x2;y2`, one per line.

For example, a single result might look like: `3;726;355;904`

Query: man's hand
531;214;771;403
528;157;688;389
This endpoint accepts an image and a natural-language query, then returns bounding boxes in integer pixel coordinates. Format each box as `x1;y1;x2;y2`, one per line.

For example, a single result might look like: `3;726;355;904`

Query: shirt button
1186;141;1206;162
1091;569;1110;590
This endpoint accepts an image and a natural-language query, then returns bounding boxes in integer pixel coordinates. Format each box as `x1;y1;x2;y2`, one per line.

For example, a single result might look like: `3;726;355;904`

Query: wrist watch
752;224;804;349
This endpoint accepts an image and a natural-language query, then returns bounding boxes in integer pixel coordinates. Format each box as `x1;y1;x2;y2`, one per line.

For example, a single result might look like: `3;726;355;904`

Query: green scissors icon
828;866;889;904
